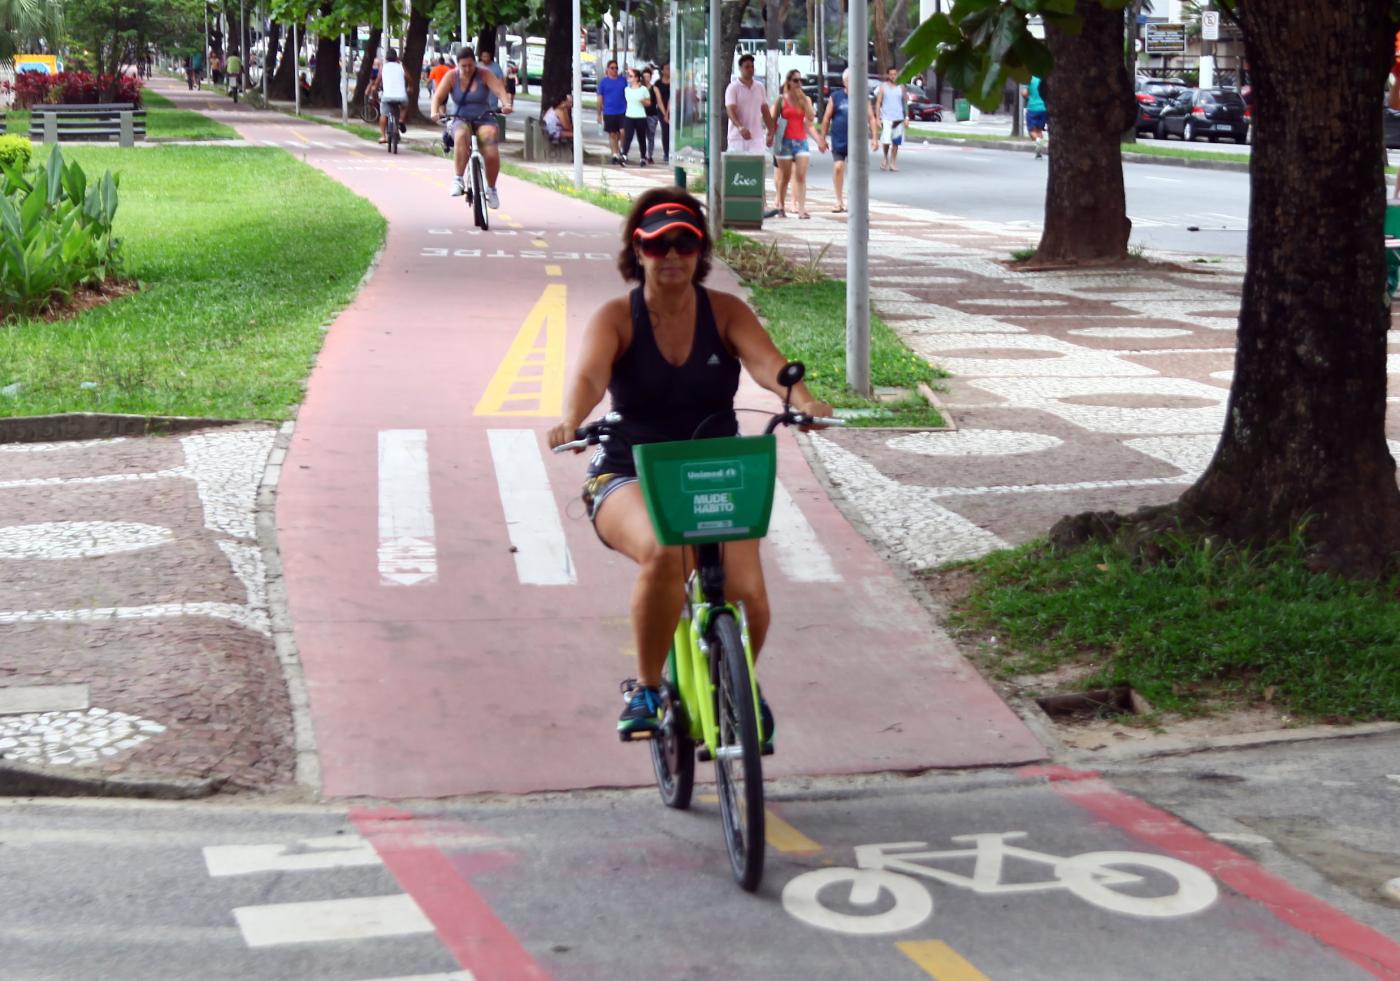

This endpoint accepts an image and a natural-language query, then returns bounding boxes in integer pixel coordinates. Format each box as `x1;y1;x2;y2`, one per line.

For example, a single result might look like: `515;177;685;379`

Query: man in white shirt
372;47;410;144
873;66;907;171
724;53;774;152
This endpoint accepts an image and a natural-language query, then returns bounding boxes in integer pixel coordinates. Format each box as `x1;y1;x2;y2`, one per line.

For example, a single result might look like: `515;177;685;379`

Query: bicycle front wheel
470;155;490;230
650;669;694;810
711;611;764;891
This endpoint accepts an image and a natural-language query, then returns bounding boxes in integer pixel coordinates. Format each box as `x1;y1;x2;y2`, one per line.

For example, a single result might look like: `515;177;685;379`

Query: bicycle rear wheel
650;656;695;810
711;611;764;891
470;155;490;230
386;113;398;154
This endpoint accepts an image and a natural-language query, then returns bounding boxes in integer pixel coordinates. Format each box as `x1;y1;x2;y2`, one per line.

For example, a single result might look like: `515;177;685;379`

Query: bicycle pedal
762;743;774;756
696;745;712;762
618;729;655;742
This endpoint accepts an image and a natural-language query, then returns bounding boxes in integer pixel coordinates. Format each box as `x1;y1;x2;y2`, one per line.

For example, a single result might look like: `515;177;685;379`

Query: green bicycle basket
633;434;778;545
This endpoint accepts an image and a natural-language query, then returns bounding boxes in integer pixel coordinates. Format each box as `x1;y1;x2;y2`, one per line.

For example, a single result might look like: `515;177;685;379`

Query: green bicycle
556;362;842;891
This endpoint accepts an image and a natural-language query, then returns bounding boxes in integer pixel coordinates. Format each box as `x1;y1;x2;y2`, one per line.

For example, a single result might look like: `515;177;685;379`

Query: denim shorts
774;137;810;160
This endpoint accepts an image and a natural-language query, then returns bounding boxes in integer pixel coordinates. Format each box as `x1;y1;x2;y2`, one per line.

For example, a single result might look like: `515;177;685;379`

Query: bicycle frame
669;542;761;756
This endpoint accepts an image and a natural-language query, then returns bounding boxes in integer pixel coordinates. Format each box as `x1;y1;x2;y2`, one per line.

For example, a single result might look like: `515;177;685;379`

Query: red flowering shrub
5;72;143;108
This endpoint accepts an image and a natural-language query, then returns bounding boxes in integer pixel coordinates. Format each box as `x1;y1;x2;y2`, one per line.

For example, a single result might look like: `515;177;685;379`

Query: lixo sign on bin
633;435;777;544
722;152;766;228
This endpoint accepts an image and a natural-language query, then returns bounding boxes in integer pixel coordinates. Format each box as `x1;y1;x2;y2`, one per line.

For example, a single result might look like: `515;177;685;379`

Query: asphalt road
3;737;1396;980
802;141;1253;257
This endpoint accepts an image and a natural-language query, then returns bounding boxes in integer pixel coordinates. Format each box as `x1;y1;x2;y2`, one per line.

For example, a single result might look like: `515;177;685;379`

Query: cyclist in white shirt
372;47;410;145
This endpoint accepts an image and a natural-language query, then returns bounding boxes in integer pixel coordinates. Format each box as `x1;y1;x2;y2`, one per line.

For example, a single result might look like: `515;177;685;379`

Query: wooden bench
30;104;147;146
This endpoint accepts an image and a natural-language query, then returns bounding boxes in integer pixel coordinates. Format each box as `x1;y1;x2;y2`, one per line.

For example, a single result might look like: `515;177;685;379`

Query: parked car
1134;77;1185;135
905;83;942;122
581;60;597;92
1155;87;1249;143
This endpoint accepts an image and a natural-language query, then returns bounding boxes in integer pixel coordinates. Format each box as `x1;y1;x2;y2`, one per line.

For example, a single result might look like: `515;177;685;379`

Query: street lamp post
293;19;300;114
706;0;722;239
846;0;870;395
573;0;584;190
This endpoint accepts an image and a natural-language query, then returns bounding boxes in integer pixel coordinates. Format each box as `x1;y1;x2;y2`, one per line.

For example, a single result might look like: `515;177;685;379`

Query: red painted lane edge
1018;766;1400;980
349;806;550;980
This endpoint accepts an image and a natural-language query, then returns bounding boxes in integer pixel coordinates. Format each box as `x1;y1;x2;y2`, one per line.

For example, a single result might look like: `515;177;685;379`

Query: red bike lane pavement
208;104;1043;798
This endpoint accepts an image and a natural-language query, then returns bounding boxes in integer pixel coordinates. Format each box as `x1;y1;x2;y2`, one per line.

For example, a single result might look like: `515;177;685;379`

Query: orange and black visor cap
634;203;706;241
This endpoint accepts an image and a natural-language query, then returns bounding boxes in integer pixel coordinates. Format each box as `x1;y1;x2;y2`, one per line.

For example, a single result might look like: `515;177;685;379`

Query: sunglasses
637;232;703;258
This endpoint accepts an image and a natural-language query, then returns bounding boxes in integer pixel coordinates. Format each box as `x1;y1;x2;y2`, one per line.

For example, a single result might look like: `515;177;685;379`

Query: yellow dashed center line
473;283;567;417
545;264;563;276
532;238;548;247
764;810;822;854
897;940;990;981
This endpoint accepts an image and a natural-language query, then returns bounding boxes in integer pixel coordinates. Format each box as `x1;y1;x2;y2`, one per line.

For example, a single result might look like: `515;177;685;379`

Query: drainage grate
1036;684;1152;721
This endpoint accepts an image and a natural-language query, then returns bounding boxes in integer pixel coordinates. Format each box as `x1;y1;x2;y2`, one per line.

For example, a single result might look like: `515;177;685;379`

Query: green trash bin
1386;205;1400;302
954;98;971;122
722;152;766;229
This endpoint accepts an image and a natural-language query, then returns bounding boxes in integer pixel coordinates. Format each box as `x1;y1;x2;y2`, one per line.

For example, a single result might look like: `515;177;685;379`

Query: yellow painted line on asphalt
348;149;368;158
290;130;312;144
897;941;990;981
498;212;514;222
532;238;549;247
473;283;567;417
545;264;563;277
764;810;822;854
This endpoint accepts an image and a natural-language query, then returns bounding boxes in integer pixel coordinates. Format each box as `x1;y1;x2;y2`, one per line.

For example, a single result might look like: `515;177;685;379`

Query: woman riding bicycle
546;188;832;738
430;47;513;209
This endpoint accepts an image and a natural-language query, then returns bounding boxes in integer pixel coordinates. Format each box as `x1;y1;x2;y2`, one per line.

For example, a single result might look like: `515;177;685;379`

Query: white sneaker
450;176;465;197
486;186;500;209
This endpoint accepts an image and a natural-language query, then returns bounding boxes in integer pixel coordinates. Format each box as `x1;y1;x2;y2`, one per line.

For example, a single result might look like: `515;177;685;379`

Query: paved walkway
517;157;1400;575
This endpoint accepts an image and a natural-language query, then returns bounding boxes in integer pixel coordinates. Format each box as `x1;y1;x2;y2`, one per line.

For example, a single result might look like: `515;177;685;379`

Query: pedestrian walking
724;54;774;153
621;68;652;166
479;46;506;138
642;67;661;165
428;56;450;97
1024;75;1048;158
771;70;826;219
819;69;879;213
597;60;628;165
652;63;672;163
874;66;906;171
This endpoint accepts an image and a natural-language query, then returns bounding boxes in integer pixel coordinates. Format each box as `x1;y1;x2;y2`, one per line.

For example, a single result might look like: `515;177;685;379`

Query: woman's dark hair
617;187;712;285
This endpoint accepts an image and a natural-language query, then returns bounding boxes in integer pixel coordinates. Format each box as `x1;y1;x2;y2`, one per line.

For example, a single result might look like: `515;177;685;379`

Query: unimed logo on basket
682;461;743;493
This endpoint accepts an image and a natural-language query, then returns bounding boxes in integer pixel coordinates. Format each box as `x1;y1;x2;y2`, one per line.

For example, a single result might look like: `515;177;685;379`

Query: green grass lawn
3;92;238;142
0;145;385;419
946;532;1400;723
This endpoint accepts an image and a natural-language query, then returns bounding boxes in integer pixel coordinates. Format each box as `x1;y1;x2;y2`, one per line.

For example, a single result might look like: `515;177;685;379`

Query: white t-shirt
544;107;564;139
380;61;408;102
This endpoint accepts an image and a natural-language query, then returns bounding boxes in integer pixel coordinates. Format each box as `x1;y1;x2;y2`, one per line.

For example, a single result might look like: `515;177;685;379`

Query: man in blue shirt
595;59;628;165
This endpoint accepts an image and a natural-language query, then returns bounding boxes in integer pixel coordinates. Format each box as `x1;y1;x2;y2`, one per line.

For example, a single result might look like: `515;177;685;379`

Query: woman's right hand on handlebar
546;420;582;452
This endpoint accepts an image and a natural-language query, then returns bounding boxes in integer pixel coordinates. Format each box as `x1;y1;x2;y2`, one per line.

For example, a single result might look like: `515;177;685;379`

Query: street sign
1144;23;1187;55
1202;11;1220;41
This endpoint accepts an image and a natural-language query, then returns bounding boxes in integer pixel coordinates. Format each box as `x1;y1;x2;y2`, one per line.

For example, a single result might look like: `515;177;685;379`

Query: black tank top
596;285;741;476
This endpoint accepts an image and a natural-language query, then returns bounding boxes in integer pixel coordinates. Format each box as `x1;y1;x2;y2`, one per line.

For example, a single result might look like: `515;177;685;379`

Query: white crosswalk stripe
487;429;576;585
234;894;433;947
203;834;381;876
378;430;439;586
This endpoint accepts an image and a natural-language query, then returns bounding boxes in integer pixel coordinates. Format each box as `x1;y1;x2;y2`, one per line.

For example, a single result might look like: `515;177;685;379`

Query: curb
1070;720;1400;766
0;413;244;445
0;759;224;799
914;133;1251;174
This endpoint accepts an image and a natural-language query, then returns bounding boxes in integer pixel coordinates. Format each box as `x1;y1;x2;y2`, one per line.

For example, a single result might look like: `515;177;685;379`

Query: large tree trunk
1036;0;1134;264
1179;0;1400;576
872;0;891;75
542;0;573;117
263;22;282;92
402;4;431;122
308;7;343;109
352;28;382;109
270;22;298;101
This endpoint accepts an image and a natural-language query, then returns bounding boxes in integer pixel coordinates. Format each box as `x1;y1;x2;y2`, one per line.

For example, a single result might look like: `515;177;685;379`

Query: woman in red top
769;70;826;218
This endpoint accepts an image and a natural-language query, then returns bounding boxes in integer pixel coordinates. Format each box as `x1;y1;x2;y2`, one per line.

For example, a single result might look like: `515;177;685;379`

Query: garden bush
5;71;143;109
0;136;33;172
0;145;121;318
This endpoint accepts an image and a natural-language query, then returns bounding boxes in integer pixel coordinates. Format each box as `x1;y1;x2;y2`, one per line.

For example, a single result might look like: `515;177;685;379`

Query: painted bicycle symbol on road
781;832;1219;935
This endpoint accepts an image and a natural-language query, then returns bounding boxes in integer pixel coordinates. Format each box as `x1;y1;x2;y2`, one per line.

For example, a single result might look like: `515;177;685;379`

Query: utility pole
669;0;679;160
707;0;722;240
573;0;584;190
341;34;349;121
261;5;268;102
204;2;210;89
846;0;870;395
383;0;389;57
460;0;467;53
